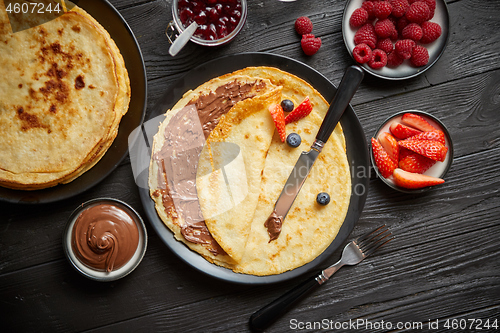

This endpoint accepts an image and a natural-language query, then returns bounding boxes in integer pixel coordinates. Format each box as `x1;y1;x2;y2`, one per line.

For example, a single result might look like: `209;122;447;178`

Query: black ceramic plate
137;52;369;284
342;0;449;80
0;0;147;204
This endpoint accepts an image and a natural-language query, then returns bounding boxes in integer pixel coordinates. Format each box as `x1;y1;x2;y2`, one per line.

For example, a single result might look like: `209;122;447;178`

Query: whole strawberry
301;34;322;55
295;16;313;35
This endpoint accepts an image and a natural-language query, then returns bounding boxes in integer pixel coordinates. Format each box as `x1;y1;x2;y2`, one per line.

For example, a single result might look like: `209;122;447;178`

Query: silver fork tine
356;225;394;257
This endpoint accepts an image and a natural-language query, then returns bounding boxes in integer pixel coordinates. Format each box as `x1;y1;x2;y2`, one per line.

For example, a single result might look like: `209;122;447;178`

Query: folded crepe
149;73;280;266
150;67;351;276
196;87;281;262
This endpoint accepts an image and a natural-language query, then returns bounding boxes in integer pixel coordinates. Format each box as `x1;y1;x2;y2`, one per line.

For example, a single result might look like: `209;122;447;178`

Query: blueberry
281;99;294;112
316;192;330;205
286;133;301;148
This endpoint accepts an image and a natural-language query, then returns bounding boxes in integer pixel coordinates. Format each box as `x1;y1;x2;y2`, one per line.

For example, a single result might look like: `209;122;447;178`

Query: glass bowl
170;0;247;47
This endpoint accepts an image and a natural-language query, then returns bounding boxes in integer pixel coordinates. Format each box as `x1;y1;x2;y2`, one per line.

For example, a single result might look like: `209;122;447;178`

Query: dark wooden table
1;0;499;332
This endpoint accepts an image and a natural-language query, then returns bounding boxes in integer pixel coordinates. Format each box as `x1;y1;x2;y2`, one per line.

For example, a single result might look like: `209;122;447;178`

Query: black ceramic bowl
370;110;453;193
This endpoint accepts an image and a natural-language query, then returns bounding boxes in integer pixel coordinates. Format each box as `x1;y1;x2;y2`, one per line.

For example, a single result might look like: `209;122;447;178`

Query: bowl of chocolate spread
63;198;147;281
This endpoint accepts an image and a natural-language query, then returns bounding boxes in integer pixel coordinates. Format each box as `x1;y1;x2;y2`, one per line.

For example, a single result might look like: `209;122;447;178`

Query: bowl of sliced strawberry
370;110;453;192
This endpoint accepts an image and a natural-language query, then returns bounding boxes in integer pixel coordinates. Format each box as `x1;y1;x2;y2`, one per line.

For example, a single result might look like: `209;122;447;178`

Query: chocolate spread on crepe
150;76;277;261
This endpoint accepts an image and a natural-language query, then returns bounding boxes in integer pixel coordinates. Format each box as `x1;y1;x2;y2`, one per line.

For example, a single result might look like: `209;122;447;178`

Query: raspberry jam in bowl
171;0;247;47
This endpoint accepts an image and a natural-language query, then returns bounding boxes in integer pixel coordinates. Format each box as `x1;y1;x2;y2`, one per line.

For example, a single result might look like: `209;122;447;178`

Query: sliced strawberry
399;149;436;173
378;132;399;163
407;130;446;145
399;139;448;162
389;121;422;139
284;96;313;125
269;104;287;142
393;168;444;189
372;138;397;178
401;113;437;132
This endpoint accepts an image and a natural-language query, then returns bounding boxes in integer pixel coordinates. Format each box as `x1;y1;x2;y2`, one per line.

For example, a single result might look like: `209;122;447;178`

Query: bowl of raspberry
169;0;247;49
370;110;453;193
342;0;449;80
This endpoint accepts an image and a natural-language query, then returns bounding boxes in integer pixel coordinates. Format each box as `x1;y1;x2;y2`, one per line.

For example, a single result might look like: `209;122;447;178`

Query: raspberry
352;43;373;64
295;16;313;35
301;34;322;55
354;23;377;49
390;29;399;41
390;0;409;18
387;50;405;67
402;23;423;41
405;1;430;24
349;8;369;28
420;0;436;20
373;1;393;19
368;49;388;69
411;45;429;66
395;39;416;59
375;18;396;38
420;21;442;43
362;1;376;20
376;38;394;54
396;16;410;33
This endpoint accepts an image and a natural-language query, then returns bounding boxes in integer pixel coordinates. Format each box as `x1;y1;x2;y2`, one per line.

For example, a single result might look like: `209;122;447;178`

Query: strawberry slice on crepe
284;96;313;124
269;104;287;142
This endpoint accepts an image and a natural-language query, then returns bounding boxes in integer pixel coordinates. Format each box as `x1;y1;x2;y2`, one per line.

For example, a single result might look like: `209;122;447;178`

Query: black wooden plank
1;144;498;332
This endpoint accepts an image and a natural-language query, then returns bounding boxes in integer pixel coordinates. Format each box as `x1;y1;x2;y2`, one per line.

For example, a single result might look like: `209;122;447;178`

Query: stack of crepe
0;1;130;190
149;67;351;276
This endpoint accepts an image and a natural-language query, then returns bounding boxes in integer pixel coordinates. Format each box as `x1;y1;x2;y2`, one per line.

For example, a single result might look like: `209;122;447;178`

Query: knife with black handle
250;65;364;332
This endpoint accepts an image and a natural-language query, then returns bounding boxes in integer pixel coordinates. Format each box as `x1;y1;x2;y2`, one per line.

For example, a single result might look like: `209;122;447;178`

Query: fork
249;225;394;331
